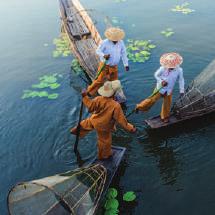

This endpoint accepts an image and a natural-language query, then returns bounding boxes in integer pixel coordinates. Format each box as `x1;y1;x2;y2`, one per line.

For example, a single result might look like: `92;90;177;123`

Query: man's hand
104;54;110;60
130;126;137;133
81;89;87;97
161;80;168;87
125;66;129;72
135;106;139;114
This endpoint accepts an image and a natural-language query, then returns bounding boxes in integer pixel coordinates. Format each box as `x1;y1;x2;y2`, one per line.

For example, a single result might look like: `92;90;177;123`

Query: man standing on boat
87;27;129;96
135;53;185;123
71;80;136;160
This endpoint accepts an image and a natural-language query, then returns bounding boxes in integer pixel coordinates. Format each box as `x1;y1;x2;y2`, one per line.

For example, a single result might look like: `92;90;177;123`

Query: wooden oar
73;101;84;154
126;85;163;118
95;60;107;80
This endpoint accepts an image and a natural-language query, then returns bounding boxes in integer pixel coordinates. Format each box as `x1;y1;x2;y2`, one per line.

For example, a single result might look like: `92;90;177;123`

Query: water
0;0;215;214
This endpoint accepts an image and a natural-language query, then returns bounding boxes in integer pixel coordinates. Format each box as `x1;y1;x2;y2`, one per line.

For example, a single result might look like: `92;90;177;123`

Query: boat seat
66;6;91;39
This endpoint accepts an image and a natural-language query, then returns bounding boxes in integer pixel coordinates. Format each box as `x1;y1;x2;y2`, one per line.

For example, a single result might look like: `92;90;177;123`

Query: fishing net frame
172;60;215;118
7;164;107;215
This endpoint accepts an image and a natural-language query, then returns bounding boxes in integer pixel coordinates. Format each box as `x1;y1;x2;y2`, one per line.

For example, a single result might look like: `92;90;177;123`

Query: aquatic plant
114;0;126;3
161;28;174;37
111;17;124;25
171;2;195;14
71;59;85;75
126;39;156;63
22;74;62;100
53;34;71;58
123;191;136;202
104;188;137;214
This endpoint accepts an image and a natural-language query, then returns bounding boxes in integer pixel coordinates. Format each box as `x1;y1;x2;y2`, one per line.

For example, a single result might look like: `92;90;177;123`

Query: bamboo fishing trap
7;164;107;215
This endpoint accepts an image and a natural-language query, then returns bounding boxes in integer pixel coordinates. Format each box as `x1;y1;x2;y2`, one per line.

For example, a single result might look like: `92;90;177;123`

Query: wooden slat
62;0;90;38
75;38;99;77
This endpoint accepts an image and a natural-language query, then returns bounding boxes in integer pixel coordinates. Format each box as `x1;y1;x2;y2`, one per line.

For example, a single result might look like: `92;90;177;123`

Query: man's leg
87;62;108;96
96;130;112;160
160;94;172;121
108;66;118;81
137;93;162;112
70;118;94;138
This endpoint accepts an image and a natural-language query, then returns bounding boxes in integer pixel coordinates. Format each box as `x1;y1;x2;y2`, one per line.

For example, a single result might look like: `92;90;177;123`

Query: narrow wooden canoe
59;0;101;79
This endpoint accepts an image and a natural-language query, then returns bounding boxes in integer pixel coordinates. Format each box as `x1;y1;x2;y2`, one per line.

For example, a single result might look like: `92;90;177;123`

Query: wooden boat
7;146;126;215
59;0;101;80
145;59;215;129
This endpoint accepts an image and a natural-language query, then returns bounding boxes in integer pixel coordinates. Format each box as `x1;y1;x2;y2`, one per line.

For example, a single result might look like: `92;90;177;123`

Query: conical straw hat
98;80;122;97
160;52;183;68
104;27;125;41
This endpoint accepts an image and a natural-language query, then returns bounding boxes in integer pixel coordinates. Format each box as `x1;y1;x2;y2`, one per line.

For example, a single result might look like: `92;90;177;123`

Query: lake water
0;0;215;214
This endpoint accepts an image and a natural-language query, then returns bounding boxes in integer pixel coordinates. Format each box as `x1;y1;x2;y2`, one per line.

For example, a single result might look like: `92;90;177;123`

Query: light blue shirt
96;39;129;67
155;66;185;95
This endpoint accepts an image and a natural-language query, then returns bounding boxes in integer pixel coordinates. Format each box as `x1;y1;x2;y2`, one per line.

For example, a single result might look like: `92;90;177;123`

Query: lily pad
126;39;156;63
48;93;59;99
104;209;119;215
107;188;118;199
161;28;175;37
71;59;85;75
53;34;71;58
114;0;126;3
105;199;119;210
123;191;136;202
171;2;195;14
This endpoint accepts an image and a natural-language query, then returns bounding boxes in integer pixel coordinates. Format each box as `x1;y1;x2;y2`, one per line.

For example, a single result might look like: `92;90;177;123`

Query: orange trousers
137;93;172;120
87;62;118;96
78;118;112;159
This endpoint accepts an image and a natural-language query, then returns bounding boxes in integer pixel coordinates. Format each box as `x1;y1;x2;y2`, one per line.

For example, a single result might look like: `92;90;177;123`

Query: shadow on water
134;112;215;188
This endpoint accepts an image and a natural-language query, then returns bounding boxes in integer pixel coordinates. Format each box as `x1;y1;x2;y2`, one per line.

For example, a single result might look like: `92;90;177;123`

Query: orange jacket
83;95;134;132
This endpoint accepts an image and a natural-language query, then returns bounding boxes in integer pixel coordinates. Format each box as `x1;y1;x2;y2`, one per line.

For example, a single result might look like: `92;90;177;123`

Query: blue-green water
0;0;215;214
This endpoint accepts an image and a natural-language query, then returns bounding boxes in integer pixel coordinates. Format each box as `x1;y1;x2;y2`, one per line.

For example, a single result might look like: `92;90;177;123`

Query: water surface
0;0;215;214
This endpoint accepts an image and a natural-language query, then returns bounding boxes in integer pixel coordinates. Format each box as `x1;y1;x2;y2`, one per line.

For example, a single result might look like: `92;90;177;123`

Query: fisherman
136;53;185;123
71;80;136;160
87;27;129;96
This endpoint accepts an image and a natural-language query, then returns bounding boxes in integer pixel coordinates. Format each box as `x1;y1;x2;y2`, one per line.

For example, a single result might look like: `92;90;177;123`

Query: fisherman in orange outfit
136;53;185;123
71;80;136;160
87;27;129;96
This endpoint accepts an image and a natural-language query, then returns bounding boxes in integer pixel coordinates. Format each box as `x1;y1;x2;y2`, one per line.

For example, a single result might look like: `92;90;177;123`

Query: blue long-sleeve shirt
96;39;129;67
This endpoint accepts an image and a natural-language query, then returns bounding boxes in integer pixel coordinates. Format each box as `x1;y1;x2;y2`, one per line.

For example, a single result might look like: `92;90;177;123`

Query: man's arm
178;68;185;94
121;41;129;69
113;104;135;132
82;95;99;113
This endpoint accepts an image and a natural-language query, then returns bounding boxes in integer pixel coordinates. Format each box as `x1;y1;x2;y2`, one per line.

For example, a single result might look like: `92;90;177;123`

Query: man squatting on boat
71;27;185;159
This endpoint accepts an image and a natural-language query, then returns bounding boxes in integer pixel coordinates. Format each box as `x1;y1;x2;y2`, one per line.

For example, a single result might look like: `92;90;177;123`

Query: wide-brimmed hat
160;52;183;68
104;27;125;41
98;80;122;97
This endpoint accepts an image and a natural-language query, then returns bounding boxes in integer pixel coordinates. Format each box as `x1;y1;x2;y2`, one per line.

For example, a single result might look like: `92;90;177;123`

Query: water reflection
139;133;181;186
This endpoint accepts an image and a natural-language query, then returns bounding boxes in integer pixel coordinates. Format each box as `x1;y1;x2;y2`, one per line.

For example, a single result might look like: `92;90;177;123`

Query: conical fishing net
173;60;215;118
7;164;107;215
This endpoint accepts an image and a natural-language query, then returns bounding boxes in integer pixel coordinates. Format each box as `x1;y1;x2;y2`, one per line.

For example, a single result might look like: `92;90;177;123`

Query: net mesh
173;60;215;118
8;164;107;215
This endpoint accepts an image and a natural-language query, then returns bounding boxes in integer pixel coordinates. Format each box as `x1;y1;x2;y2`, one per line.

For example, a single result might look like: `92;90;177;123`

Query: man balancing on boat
87;27;129;97
135;52;185;123
71;80;136;160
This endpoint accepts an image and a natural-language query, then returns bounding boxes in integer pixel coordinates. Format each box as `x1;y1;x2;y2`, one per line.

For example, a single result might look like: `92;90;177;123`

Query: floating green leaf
104;209;119;215
111;17;124;26
123;191;136;202
53;34;71;58
48;93;59;99
105;199;119;210
22;73;62;100
71;59;85;75
107;188;118;199
171;2;195;14
161;28;175;37
114;0;126;3
126;39;156;63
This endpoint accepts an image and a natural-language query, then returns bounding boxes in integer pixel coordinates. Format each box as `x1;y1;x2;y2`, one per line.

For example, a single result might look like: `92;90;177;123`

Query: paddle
95;60;107;80
126;85;163;118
